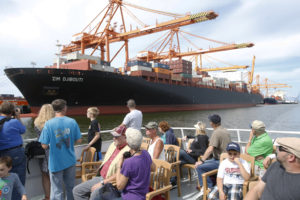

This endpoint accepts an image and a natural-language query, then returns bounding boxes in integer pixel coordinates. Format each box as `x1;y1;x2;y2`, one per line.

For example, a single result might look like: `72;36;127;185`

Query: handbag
98;183;121;200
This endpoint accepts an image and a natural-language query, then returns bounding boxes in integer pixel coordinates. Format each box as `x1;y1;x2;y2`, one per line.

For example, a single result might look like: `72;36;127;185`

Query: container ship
4;1;263;115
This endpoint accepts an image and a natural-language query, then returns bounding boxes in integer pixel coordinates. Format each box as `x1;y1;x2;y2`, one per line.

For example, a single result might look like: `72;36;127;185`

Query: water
22;104;300;142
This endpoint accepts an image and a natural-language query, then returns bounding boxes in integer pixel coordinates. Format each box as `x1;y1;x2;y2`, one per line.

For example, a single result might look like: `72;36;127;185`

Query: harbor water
22;104;300;142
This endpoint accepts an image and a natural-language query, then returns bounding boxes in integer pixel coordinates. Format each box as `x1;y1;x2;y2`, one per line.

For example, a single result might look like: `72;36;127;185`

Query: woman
116;128;152;200
180;121;209;165
158;121;178;145
145;121;165;160
0;102;26;200
34;104;55;200
84;107;102;160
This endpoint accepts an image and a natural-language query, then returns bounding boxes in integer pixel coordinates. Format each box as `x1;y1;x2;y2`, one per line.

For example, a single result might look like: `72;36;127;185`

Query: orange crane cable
122;1;184;18
202;56;218;68
204;54;234;66
178;31;201;51
142;31;171;52
110;43;126;62
92;4;114;36
156;31;173;54
180;30;229;45
175;31;181;53
119;6;127;32
81;3;110;33
122;5;147;27
158;32;174;54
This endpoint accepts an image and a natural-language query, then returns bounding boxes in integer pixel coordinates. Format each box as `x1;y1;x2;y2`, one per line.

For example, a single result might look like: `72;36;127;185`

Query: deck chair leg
176;166;181;197
188;168;191;181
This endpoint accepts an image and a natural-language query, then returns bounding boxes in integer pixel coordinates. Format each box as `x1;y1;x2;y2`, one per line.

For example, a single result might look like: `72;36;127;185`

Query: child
208;142;250;200
0;156;27;200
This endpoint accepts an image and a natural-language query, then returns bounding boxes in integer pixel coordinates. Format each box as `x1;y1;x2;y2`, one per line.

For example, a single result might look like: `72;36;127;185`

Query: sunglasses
278;146;291;153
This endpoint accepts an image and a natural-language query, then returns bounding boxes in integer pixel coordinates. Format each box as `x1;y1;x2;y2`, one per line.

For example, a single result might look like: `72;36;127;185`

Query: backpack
25;141;45;174
0;117;11;131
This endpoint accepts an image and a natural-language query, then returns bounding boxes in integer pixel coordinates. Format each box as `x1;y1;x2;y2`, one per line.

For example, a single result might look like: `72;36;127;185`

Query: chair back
143;137;151;144
151;159;172;190
80;147;97;163
164;145;180;163
177;138;182;148
141;142;149;150
240;153;255;176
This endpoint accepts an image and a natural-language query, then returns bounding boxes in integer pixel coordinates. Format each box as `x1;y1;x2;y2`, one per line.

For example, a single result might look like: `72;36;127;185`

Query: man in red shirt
73;125;130;200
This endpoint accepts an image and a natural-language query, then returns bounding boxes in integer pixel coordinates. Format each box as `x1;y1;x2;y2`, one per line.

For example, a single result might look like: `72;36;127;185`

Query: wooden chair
177;138;182;148
75;147;96;179
164;144;181;197
241;153;257;197
81;161;102;182
181;139;201;188
202;153;255;200
141;142;150;150
146;159;172;200
143;137;151;144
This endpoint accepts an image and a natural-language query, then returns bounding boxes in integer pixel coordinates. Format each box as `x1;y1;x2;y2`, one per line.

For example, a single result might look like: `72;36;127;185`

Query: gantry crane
252;78;291;97
61;0;218;65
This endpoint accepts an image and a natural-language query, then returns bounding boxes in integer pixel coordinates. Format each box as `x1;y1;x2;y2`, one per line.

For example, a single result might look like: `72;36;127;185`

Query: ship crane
61;0;218;65
135;28;253;62
252;78;291;97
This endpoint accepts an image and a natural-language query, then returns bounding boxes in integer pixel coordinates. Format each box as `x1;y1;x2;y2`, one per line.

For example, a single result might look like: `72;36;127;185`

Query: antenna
30;62;36;68
55;40;62;69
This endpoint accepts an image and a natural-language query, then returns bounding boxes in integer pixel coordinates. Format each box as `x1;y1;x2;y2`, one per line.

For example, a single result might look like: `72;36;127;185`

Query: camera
123;151;132;159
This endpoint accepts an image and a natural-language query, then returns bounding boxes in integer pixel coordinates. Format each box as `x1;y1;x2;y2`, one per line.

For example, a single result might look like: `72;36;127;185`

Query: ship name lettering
52;76;61;81
62;77;84;82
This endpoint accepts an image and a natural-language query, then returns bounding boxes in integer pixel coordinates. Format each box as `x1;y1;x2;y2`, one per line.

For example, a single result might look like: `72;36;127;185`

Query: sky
0;0;300;99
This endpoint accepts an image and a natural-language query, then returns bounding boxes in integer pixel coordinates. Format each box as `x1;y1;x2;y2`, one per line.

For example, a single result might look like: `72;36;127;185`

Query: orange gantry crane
252;77;291;97
61;0;218;65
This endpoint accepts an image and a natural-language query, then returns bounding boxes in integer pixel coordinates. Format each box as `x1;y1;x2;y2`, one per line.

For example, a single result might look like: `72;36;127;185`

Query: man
39;99;82;200
245;120;273;177
121;99;142;130
73;125;130;200
195;114;231;196
245;137;300;200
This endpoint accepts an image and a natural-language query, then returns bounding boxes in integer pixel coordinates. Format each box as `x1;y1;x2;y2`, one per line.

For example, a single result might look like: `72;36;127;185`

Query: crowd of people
0;99;300;200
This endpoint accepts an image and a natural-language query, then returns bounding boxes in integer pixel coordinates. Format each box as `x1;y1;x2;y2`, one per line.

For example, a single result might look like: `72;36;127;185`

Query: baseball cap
144;121;158;129
111;125;127;137
208;114;221;124
251;120;265;132
226;142;241;152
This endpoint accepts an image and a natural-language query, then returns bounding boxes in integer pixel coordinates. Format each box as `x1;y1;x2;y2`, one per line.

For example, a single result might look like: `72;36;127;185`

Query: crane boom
197;65;248;72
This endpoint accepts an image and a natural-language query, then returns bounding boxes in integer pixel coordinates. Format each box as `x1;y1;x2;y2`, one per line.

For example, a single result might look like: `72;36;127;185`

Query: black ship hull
5;68;263;115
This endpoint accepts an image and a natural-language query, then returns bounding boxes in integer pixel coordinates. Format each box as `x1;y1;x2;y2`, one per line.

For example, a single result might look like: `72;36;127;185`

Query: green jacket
247;132;273;169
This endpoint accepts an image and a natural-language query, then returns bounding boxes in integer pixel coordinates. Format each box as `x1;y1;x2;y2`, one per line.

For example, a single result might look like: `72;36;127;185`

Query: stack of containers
163;59;192;82
128;60;155;78
151;62;171;80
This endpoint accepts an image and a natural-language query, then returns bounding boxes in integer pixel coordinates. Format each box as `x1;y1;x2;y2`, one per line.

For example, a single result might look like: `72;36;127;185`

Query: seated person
245;120;273;177
145;122;165;160
73;125;130;200
180;121;209;165
0;156;27;200
158;121;178;145
116;128;153;200
208;142;250;200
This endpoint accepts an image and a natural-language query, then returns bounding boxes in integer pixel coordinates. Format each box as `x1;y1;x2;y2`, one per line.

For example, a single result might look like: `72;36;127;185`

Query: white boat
25;127;300;200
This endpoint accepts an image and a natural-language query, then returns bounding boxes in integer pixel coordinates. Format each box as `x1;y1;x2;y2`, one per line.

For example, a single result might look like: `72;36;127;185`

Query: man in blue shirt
39;99;81;200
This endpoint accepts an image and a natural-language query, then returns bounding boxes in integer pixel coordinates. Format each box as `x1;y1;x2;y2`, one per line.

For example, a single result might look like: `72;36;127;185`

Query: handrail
24;127;300;147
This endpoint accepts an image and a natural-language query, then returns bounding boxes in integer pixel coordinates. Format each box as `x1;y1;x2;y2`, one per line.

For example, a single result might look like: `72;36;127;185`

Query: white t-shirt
148;138;165;161
122;109;143;130
217;158;250;185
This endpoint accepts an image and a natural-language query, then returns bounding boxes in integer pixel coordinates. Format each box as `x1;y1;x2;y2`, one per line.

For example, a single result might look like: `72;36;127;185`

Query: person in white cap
245;137;300;200
245;120;273;177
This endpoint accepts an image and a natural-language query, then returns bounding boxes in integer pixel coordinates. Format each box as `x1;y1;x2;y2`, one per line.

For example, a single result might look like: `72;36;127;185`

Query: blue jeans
179;149;196;165
50;165;76;200
196;158;219;189
0;146;26;200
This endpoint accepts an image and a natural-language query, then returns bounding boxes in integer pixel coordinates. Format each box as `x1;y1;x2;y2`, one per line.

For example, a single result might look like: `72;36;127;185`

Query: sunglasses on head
278;146;291;153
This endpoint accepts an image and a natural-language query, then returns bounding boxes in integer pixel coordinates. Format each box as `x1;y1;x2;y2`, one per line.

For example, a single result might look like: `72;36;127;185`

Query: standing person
39;99;82;200
34;104;55;200
208;142;250;200
84;107;102;161
158;121;178;145
195;114;231;197
179;121;209;165
0;101;26;200
245;120;273;177
145;122;165;160
0;156;27;200
116;128;152;200
245;137;300;200
121;99;143;130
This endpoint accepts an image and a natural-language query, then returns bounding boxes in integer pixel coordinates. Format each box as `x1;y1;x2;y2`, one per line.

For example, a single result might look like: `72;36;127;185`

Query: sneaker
171;181;177;189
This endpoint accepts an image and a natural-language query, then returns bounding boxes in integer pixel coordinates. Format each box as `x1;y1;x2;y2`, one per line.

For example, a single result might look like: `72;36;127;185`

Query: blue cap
226;142;240;152
208;114;221;124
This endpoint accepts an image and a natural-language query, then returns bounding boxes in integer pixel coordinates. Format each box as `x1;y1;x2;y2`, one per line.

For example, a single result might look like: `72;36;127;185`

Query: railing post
180;128;187;149
237;129;241;145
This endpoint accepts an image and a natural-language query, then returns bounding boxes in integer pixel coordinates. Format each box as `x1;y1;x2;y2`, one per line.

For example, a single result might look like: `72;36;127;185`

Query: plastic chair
75;147;96;180
146;159;172;200
164;144;181;197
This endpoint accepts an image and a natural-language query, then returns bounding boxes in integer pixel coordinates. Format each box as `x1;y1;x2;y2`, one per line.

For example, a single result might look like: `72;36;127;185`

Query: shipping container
131;66;153;72
153;67;171;74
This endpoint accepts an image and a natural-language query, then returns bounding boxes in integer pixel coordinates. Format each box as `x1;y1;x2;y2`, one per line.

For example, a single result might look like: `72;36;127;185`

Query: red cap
111;125;127;137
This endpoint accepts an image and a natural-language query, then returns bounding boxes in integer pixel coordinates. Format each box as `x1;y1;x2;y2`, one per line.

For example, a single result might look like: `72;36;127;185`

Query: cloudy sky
0;0;299;99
